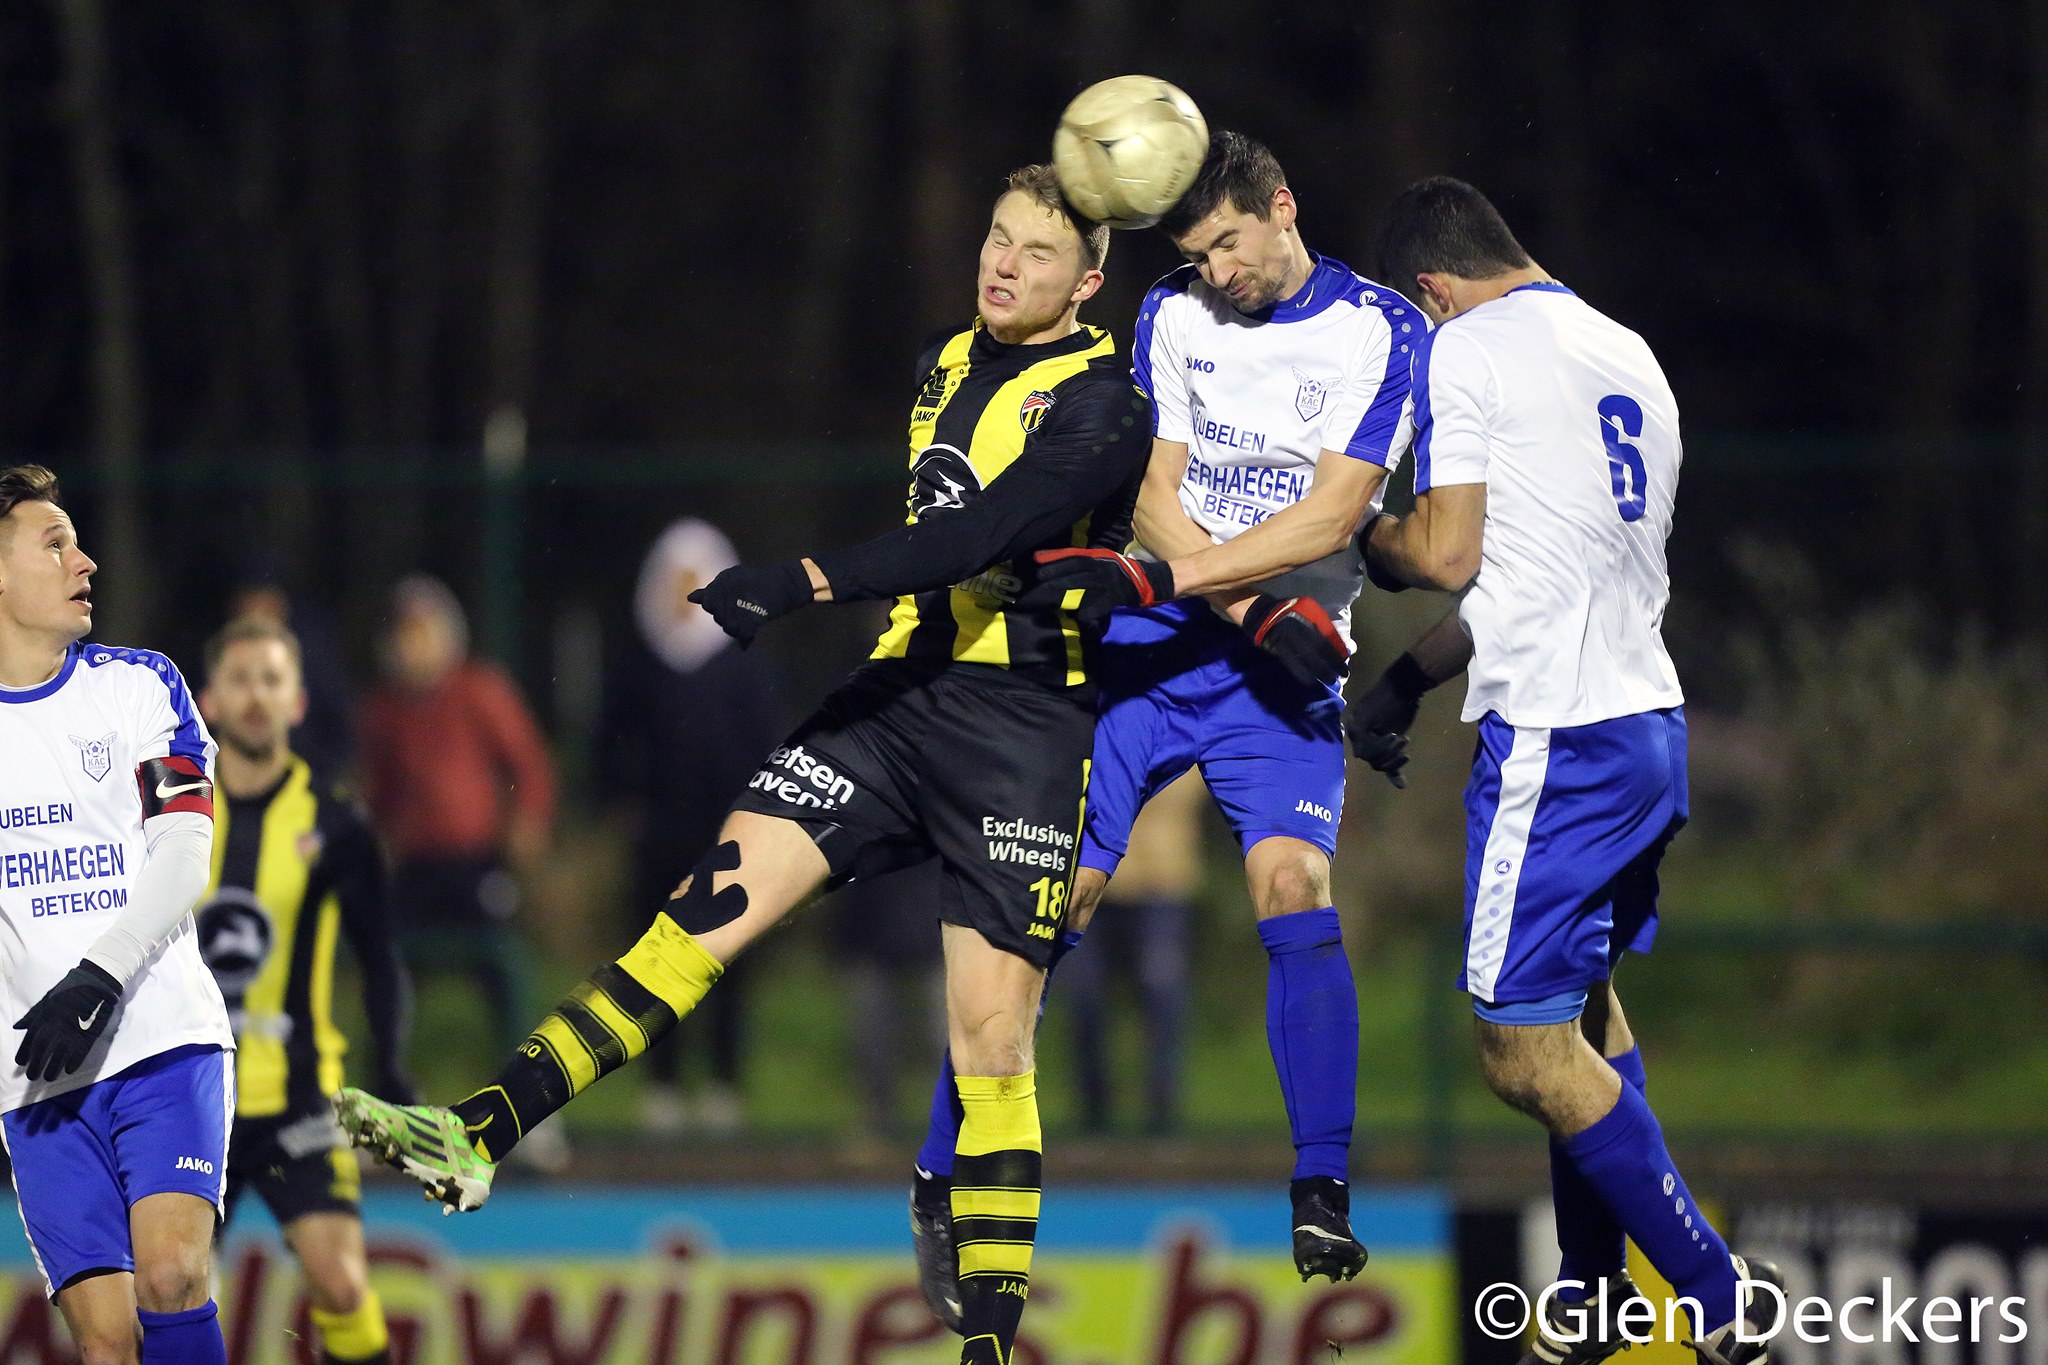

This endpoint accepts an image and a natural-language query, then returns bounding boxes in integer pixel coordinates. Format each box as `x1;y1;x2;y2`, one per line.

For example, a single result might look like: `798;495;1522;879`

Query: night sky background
0;0;2040;691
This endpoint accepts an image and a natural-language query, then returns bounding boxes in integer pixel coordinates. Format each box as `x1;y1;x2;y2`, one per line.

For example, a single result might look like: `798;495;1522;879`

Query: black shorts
223;1107;362;1228
729;661;1095;967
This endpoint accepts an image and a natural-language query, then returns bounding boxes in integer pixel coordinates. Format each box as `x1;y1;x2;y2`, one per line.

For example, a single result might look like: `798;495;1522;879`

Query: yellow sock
953;1070;1042;1358
310;1289;388;1362
453;916;723;1161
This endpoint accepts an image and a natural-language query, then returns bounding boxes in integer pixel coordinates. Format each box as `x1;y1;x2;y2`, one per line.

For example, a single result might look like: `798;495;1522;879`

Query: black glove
688;561;814;647
1358;512;1411;594
1242;594;1350;688
1025;548;1175;625
14;959;121;1083
1343;653;1439;788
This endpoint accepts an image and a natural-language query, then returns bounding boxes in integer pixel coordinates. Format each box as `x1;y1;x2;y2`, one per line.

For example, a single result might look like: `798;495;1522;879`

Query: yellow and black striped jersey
195;757;411;1117
814;320;1149;690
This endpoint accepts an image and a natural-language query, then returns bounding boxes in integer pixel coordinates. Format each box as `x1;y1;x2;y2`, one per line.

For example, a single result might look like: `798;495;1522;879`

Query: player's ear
1413;271;1457;321
1070;267;1105;307
1270;186;1298;232
290;684;308;727
198;684;218;724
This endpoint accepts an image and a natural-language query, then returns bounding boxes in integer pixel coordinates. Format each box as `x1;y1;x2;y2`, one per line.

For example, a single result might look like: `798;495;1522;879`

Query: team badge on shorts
1292;368;1335;421
69;732;115;782
1019;389;1057;433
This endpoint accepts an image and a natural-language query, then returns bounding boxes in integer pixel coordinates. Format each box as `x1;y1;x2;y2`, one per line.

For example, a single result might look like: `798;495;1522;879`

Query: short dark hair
0;465;60;524
1002;163;1110;273
1375;177;1533;299
205;615;303;681
1159;131;1287;240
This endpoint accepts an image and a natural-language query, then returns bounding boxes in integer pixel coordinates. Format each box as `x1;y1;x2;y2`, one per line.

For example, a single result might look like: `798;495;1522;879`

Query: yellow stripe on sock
617;914;723;1014
957;1240;1037;1276
954;1071;1040;1157
573;981;649;1059
532;1014;599;1093
310;1290;389;1361
951;1186;1041;1220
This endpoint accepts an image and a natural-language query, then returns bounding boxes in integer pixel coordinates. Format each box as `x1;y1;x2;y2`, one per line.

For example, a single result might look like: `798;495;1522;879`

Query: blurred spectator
1061;770;1205;1134
601;520;780;1135
825;862;946;1137
227;581;357;775
358;576;556;1067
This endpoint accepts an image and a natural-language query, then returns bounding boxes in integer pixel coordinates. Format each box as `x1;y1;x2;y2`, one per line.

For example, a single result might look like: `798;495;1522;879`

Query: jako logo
1294;799;1333;822
1184;357;1215;372
175;1156;214;1174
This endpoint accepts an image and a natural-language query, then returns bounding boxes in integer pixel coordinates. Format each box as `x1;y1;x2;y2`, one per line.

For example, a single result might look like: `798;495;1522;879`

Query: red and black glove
1242;594;1350;689
1027;548;1175;625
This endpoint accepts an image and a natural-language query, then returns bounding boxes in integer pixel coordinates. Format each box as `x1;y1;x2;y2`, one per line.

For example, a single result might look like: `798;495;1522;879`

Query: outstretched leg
338;812;829;1207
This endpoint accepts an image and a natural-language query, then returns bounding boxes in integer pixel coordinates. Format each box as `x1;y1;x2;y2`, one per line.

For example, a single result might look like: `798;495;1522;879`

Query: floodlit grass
332;837;2048;1150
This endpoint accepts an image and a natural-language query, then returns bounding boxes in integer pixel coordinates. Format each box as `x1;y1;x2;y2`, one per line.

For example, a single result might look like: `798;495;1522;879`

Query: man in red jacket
358;576;555;1065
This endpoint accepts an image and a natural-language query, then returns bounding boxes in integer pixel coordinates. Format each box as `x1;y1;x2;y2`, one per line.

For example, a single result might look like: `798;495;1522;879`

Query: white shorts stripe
1465;726;1551;1003
215;1046;236;1209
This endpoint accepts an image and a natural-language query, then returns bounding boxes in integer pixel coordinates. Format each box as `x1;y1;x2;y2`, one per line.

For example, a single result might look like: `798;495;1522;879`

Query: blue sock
916;928;1084;1179
139;1302;227;1365
1256;907;1357;1182
1561;1082;1739;1333
1550;1045;1646;1300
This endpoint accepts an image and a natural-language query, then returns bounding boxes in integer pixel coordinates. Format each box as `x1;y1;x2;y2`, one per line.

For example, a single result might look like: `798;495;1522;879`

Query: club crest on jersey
68;732;115;782
1292;367;1337;422
1018;389;1057;433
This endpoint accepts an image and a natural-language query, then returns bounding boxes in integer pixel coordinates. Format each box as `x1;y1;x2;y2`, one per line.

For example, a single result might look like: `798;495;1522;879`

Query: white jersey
1135;253;1420;645
0;643;232;1112
1413;282;1684;728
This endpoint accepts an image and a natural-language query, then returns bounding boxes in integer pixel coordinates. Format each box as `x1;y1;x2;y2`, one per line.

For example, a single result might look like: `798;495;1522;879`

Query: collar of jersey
1247;252;1357;325
1504;280;1575;298
0;641;79;704
970;321;1105;361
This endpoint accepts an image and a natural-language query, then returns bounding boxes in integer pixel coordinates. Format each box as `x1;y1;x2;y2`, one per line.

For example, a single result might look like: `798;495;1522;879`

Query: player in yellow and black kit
335;163;1147;1365
196;618;412;1365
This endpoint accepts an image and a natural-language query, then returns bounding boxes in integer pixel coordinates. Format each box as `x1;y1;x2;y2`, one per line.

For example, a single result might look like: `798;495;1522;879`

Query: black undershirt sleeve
329;800;414;1093
812;382;1152;603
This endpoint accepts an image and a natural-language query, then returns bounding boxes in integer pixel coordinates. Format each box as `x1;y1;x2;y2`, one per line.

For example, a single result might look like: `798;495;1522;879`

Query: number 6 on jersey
1599;393;1648;523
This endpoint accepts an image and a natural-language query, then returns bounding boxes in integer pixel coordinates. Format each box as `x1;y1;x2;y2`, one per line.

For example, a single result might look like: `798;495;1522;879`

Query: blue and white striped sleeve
1132;280;1191;443
1410;326;1491;494
128;651;216;773
1324;301;1424;467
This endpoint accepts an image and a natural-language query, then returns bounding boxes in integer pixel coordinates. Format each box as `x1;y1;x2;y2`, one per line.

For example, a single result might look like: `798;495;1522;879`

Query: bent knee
133;1259;211;1315
951;1006;1036;1076
1249;851;1331;920
304;1263;367;1316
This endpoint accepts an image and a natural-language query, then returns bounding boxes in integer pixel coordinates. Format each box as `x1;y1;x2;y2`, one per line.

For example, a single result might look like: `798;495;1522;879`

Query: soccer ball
1052;76;1209;230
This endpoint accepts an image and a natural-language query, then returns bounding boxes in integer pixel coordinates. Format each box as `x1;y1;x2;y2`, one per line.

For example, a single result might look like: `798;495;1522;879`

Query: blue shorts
3;1044;232;1295
1079;601;1345;875
1459;708;1688;1019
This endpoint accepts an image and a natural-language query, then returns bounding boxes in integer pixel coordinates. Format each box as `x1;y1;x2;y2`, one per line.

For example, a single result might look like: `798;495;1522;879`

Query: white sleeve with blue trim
1319;306;1417;468
1132;283;1192;443
1412;326;1493;493
128;652;217;776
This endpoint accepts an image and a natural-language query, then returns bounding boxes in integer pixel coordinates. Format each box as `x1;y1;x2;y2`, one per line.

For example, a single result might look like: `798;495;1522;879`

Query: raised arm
689;382;1151;645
